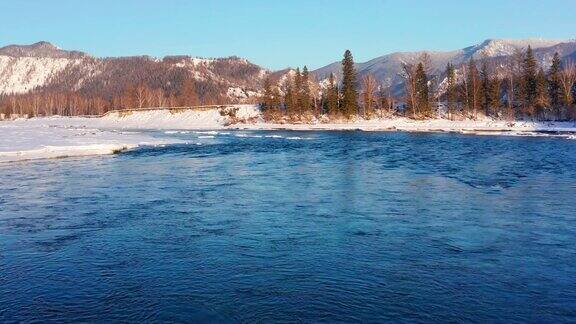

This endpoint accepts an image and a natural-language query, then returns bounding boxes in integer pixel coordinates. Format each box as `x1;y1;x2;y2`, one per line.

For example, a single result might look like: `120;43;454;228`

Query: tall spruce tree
326;73;339;115
489;77;502;116
300;66;312;113
293;68;302;115
548;52;562;118
284;77;295;114
262;76;275;111
481;60;491;116
512;49;526;118
535;67;549;119
466;58;480;118
445;63;457;119
341;50;358;117
522;46;538;113
415;63;429;117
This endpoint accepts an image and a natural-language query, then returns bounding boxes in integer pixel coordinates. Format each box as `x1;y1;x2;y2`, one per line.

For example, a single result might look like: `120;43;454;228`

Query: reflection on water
1;130;576;322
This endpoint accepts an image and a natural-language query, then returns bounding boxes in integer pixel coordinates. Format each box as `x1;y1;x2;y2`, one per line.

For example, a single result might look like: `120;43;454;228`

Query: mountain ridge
312;38;576;95
1;38;575;100
0;42;269;103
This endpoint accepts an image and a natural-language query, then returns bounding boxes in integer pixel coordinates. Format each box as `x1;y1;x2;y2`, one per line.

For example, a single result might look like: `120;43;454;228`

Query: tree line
262;47;576;121
439;48;576;121
0;78;223;117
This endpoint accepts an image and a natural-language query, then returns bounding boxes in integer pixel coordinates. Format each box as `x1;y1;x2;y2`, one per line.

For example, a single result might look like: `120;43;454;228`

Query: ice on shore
0;120;175;162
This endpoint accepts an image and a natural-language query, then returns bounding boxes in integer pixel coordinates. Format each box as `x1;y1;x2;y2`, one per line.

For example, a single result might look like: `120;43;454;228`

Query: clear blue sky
1;0;574;70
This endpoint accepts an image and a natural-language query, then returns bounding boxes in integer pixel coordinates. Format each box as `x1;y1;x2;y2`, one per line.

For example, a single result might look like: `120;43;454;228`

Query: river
1;130;575;322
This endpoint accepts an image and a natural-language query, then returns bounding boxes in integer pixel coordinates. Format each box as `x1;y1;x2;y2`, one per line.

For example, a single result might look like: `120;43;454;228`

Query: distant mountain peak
468;38;564;58
0;41;88;59
30;41;59;49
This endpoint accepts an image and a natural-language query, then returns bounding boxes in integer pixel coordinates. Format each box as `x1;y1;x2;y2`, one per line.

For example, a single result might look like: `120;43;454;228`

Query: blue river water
1;130;576;322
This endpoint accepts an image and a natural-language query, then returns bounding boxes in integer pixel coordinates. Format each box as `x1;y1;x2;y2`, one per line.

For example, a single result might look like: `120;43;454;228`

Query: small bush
219;107;239;118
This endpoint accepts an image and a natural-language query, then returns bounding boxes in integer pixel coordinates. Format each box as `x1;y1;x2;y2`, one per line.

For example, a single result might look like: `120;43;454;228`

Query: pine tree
466;58;480;118
341;50;358;117
535;67;549;119
293;68;302;115
512;49;526;118
271;87;281;111
548;52;562;118
415;63;429;117
522;46;538;115
284;77;295;114
262;76;275;111
300;66;312;113
481;60;491;116
489;77;502;116
445;63;457;119
261;76;282;118
326;73;339;115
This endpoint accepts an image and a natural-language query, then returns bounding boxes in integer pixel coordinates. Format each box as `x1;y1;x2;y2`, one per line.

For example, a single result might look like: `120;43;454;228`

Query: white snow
474;38;562;58
190;57;215;66
94;105;261;130
244;117;576;137
0;55;78;94
227;87;260;99
227;87;247;98
75;105;576;136
0;118;177;162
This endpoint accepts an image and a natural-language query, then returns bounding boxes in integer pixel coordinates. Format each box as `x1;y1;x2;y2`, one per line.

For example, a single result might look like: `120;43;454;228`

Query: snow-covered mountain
0;42;88;94
313;38;576;94
2;38;575;102
0;41;269;102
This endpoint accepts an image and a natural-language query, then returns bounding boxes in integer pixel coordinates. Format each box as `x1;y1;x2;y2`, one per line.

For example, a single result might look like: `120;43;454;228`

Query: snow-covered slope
464;38;562;58
0;42;268;101
0;41;86;94
0;55;82;94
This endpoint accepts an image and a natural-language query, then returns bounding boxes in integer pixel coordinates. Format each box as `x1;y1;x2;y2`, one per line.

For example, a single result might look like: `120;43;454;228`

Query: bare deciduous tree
134;83;150;108
362;74;377;117
153;88;166;107
559;60;576;109
402;63;417;118
503;54;522;121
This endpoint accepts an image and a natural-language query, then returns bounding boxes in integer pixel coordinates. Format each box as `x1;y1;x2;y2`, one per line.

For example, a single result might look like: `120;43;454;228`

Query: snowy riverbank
0;119;176;162
15;105;576;134
96;105;576;136
2;105;575;162
243;118;576;136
